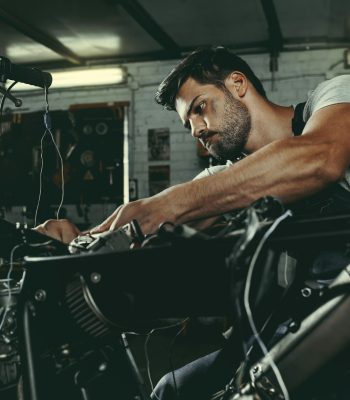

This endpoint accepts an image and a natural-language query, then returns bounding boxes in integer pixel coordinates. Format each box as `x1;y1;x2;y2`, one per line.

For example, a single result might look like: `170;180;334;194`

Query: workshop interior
1;0;350;399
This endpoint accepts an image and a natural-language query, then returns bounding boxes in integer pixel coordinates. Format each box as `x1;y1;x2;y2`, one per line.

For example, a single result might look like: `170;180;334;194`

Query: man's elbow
317;157;347;186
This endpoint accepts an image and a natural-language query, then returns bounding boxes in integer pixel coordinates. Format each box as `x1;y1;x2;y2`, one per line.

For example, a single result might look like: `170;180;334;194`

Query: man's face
175;77;251;161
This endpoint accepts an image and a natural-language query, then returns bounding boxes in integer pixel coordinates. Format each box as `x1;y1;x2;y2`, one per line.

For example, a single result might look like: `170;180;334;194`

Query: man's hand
33;219;81;244
90;191;180;235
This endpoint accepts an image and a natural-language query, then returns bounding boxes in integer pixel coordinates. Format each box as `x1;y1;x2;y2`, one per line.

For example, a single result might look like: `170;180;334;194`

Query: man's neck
244;99;295;154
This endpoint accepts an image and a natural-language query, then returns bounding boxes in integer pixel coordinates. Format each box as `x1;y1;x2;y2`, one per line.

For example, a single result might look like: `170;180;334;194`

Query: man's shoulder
303;74;350;121
313;74;350;93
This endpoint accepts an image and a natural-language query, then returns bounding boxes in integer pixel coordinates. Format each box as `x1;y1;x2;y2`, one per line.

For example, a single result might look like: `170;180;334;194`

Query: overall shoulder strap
292;102;306;136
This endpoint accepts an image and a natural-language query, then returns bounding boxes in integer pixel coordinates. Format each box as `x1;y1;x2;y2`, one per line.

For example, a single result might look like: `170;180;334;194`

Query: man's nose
191;120;206;138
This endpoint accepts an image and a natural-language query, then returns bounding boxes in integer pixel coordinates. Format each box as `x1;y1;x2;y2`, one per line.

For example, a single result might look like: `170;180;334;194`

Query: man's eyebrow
183;94;202;130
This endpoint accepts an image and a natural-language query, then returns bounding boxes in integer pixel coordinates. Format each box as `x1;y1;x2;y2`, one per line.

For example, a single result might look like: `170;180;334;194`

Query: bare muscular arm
177;103;350;220
91;103;350;235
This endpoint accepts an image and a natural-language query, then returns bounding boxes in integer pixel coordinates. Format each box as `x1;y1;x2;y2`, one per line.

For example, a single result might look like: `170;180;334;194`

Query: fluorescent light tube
7;66;126;91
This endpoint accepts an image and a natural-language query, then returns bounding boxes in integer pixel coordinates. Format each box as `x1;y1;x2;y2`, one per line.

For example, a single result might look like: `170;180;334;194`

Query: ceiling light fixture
8;66;126;91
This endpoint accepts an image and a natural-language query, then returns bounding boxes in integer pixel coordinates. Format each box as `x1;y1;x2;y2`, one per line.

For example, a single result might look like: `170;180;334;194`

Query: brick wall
5;48;349;201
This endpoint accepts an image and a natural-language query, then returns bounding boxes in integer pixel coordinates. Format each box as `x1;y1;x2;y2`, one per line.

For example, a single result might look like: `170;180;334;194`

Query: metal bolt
98;362;107;372
91;273;101;284
301;287;312;298
251;364;262;376
288;320;300;333
62;348;70;356
34;289;46;302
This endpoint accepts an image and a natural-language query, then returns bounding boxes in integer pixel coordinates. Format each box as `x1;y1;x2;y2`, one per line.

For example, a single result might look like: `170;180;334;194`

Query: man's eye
196;101;205;113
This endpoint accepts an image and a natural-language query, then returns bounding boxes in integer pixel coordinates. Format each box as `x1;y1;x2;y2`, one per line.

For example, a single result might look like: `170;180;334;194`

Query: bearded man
35;47;350;399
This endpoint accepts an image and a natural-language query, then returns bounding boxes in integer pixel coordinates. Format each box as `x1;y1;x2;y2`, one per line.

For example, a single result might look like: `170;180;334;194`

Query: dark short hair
155;46;266;110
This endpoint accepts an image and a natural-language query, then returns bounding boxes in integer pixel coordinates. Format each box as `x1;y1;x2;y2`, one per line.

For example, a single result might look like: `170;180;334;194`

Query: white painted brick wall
6;48;349;201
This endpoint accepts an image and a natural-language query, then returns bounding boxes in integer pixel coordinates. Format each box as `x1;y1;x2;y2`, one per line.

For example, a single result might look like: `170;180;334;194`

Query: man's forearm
175;134;339;224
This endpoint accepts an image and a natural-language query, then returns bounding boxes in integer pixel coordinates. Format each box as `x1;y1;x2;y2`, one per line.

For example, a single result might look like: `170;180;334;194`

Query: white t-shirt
193;161;233;180
303;75;350;191
194;75;350;191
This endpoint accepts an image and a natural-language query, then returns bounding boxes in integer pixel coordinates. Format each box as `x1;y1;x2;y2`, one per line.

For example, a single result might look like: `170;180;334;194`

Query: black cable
141;222;176;248
240;211;292;399
40;85;64;220
0;81;18;124
139;318;190;398
144;329;159;398
168;320;188;399
44;85;49;112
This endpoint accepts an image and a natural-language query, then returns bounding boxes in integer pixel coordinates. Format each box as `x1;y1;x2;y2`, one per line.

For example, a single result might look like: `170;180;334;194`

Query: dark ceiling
0;0;349;69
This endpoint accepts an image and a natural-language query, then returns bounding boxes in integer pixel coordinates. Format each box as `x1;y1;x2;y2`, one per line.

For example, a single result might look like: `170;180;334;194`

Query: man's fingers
109;217;120;231
61;223;81;244
89;205;123;234
33;225;47;236
33;220;62;241
89;215;117;234
109;201;145;232
89;221;111;234
33;219;81;244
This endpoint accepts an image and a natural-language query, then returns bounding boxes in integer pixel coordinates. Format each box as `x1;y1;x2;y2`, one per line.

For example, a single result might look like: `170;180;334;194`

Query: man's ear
224;72;248;98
